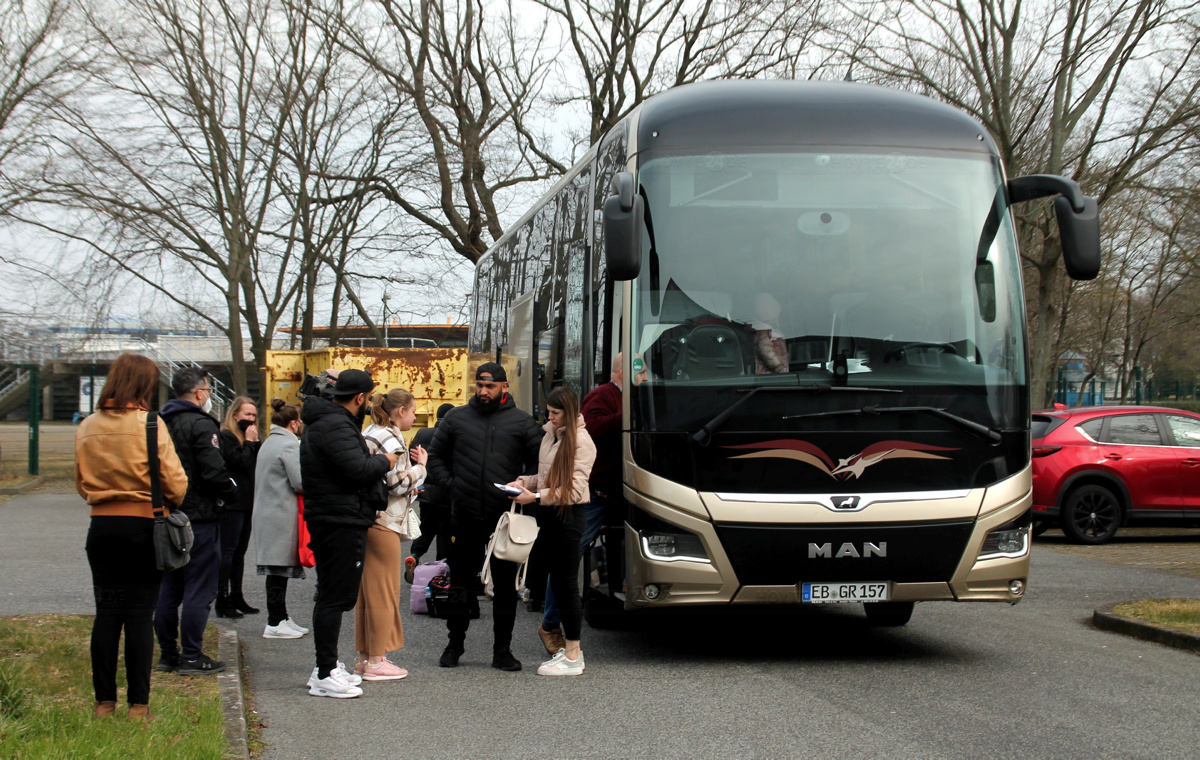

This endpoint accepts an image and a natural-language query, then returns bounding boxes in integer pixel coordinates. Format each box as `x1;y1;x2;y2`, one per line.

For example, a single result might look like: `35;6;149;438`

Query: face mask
201;394;213;414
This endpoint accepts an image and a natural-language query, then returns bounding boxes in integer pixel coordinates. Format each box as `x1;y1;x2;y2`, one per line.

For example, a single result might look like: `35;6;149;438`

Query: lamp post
381;292;390;348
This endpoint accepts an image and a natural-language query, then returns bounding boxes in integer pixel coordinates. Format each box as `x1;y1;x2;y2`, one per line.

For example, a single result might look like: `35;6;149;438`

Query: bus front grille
713;520;975;586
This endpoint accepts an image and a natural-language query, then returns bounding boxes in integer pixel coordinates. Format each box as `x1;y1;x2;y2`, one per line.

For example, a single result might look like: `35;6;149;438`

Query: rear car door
1163;414;1200;511
1097;413;1182;518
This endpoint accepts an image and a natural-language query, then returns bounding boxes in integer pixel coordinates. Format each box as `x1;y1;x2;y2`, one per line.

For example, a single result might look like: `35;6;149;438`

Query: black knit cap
330;368;375;397
475;362;507;382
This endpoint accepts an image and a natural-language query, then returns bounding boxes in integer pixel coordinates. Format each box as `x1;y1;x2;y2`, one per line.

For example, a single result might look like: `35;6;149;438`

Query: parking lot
1038;527;1200;580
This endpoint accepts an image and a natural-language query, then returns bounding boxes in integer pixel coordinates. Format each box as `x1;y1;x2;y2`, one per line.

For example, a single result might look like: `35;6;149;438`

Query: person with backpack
354;388;427;681
507;386;596;676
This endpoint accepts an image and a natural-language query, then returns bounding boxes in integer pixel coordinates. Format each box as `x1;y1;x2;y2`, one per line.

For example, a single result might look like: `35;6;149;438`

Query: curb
1093;604;1200;655
0;477;44;495
216;624;250;760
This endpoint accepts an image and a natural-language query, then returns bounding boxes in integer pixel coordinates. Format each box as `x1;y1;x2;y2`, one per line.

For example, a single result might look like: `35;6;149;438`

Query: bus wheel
1032;520;1049;537
864;601;914;627
1061;484;1121;545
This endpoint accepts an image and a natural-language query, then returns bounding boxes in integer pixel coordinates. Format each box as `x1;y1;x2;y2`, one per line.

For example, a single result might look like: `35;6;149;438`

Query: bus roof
634;80;999;156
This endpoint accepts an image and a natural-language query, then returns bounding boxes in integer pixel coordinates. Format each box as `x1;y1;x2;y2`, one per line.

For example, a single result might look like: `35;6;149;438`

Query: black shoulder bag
148;411;194;572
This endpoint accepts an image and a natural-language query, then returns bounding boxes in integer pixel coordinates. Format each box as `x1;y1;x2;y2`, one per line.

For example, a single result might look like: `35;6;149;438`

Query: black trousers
308;523;368;678
86;517;162;705
530;506;585;641
445;519;519;654
155;521;220;660
409;498;448;560
265;576;290;626
218;510;252;597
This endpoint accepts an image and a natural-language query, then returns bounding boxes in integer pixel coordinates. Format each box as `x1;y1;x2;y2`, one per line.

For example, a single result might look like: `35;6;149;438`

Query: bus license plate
801;582;890;603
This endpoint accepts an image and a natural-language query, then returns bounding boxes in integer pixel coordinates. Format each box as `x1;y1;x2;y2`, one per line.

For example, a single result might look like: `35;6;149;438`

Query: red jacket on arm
581;381;622;497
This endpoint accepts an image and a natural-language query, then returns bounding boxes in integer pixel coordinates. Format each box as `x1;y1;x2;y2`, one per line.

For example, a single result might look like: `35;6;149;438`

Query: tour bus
468;80;1100;626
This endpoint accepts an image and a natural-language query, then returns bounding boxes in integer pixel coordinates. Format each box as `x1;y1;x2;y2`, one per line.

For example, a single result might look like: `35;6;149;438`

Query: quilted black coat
160;399;238;523
426;393;543;526
299;396;392;528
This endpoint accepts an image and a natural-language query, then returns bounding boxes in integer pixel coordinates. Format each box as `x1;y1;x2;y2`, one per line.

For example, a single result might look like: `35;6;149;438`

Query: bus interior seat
683;323;746;378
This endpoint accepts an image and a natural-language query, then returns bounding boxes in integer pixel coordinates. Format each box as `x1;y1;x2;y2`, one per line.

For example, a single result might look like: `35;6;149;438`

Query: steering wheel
882;342;960;363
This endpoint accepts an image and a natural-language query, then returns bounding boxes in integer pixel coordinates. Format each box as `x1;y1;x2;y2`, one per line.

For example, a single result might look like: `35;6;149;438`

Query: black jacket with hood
160;399;238;523
426;392;543;525
299;396;392;528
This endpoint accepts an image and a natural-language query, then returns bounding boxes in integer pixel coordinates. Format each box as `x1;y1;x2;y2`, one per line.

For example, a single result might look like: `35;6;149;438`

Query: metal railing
136;339;234;418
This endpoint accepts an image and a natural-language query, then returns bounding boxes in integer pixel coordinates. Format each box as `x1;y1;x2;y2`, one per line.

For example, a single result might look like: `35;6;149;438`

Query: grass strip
1112;599;1200;636
0;614;227;759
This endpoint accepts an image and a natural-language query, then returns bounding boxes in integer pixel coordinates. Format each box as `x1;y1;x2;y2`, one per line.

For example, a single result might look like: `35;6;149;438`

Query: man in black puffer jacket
155;368;238;676
427;363;542;672
299;368;398;699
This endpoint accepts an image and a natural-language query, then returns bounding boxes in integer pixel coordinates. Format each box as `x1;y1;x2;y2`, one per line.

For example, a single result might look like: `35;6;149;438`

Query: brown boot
93;701;117;718
538;624;565;656
127;704;155;723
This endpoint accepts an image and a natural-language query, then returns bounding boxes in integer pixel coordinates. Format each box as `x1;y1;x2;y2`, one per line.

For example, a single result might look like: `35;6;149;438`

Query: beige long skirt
354;524;405;656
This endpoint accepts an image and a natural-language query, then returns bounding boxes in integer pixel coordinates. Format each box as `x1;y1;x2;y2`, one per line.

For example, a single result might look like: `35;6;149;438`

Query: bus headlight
636;511;710;563
978;510;1032;560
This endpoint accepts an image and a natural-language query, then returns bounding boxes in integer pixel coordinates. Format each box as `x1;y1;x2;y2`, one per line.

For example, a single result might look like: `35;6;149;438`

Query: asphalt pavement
4;490;1200;759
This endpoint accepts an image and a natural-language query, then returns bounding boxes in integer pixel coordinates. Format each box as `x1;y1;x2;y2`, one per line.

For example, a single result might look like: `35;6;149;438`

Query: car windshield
630;148;1028;435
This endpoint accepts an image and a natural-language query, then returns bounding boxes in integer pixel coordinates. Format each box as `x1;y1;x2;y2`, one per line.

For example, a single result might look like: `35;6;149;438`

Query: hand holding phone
493;482;522;497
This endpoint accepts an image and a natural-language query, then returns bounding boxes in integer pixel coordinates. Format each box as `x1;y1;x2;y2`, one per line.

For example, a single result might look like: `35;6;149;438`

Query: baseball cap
330;368;376;397
475;362;507;382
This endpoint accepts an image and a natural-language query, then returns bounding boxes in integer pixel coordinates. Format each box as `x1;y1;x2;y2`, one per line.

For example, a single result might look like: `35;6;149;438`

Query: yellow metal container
263;347;468;443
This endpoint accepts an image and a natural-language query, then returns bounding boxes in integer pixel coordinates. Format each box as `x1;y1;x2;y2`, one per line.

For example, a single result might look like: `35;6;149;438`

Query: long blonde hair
545;386;580;512
221;396;257;443
369;388;415;431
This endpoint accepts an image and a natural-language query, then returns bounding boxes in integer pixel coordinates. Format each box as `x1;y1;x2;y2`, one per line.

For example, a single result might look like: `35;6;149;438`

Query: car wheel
1061;484;1121;545
1032;520;1049;537
863;601;914;626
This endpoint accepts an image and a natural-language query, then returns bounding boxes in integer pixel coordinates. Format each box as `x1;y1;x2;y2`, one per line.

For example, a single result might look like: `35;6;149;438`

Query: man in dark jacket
405;402;456;574
427;363;542;671
155;368;238;675
300;368;398;699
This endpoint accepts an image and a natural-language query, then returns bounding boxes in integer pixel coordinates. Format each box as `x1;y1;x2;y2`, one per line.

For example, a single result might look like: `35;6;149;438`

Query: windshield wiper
783;405;1002;443
691;385;901;445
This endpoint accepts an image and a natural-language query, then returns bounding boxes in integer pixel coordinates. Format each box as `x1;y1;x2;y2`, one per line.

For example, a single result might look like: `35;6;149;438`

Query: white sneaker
281;618;309;635
263;623;303;639
537;650;585;676
308;662;362;688
308;670;363;699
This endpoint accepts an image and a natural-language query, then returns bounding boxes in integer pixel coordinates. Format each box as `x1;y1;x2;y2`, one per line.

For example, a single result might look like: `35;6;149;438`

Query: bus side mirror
974;261;996;322
1007;174;1101;281
604;172;643;281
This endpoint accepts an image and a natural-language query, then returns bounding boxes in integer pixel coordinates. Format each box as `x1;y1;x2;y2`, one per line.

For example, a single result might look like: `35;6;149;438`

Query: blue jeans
542;495;616;630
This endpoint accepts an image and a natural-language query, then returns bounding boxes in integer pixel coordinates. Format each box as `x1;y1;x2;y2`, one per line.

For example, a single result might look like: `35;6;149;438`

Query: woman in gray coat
253;399;308;640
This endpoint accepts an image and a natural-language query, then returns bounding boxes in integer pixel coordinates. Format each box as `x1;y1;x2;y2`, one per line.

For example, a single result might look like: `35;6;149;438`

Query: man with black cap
299;368;399;698
427;362;542;671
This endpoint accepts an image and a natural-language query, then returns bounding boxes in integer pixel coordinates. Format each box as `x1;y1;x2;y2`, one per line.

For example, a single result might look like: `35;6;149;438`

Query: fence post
27;364;40;476
1134;366;1142;405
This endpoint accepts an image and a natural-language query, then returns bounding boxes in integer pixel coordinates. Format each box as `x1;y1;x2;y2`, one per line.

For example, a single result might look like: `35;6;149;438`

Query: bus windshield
630;148;1027;435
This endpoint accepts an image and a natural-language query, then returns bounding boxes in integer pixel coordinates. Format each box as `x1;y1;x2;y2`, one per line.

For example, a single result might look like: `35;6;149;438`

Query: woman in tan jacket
76;352;188;721
509;386;595;676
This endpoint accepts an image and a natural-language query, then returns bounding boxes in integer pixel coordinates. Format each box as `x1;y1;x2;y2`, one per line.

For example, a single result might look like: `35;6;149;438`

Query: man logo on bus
722;440;958;480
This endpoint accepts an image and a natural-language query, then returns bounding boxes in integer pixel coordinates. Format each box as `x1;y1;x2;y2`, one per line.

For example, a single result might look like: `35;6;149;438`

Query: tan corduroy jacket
518;416;596;508
75;407;189;518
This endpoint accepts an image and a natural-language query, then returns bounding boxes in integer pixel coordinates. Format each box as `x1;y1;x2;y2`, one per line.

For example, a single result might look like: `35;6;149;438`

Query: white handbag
398;505;422;541
479;503;539;597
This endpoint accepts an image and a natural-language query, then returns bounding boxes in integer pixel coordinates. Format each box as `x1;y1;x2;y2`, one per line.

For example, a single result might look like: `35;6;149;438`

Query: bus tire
1031;520;1049;537
863;601;914;626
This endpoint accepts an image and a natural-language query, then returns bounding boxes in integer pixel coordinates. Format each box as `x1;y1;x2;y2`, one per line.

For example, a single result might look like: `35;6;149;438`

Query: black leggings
265;576;290;626
531;507;585;641
219;511;252;597
86;517;162;705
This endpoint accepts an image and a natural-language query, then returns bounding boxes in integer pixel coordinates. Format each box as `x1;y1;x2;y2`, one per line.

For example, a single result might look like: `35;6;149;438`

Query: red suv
1031;405;1200;544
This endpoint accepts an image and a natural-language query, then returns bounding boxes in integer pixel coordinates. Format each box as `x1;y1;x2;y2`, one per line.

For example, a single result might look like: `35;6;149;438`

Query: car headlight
978;509;1032;560
636;511;710;563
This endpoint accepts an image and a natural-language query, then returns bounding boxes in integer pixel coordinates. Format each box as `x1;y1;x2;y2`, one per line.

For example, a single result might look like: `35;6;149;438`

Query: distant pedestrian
77;352;188;721
354;388;427;681
405;401;455;577
155;368;238;676
508;386;595;676
300;368;398;699
252;399;309;640
426;362;542;671
216;396;261;619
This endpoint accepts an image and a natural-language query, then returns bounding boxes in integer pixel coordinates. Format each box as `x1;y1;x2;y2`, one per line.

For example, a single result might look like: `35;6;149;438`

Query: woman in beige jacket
509;386;595;676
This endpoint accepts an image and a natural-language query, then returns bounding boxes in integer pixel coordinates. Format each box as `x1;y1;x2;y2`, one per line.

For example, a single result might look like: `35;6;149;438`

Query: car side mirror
603;172;643;281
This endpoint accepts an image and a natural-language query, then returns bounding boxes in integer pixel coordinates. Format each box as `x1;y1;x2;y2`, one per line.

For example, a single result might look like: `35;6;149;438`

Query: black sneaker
491;649;522;672
155;653;181;672
438;645;463;668
179;654;227;675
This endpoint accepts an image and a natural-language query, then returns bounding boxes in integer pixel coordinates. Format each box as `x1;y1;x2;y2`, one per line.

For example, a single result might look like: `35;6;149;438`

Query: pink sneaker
361;659;408;681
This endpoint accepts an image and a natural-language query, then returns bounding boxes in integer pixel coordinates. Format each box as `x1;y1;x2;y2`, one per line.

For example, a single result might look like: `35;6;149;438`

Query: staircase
0;367;32;418
136;340;235;417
